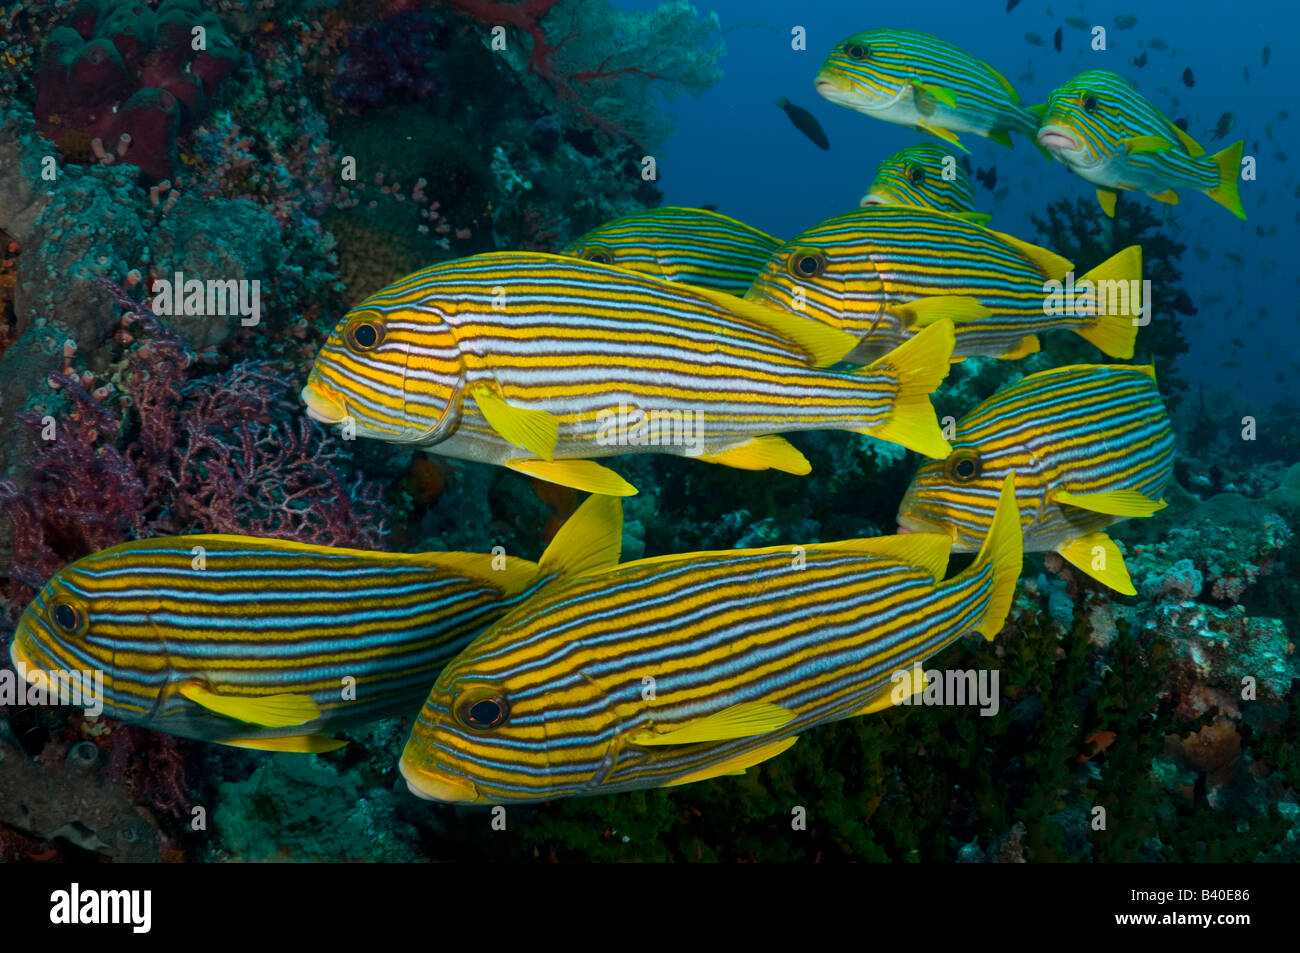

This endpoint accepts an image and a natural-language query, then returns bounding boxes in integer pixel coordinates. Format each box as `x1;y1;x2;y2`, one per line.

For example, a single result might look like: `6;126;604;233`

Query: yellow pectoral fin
996;334;1040;360
473;385;559;460
219;734;348;753
1122;135;1175;154
628;702;795;746
1052;488;1167;517
894;295;993;328
179;683;321;728
506;458;637;496
917;120;967;151
1057;533;1136;596
664;736;799;787
913;81;957;108
857;664;928;716
1096;189;1118;217
953;211;994;225
695;436;811;475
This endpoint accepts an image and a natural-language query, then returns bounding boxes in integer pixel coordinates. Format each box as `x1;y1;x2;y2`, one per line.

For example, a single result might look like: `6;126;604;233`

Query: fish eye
1082;94;1098;113
346;319;384;352
456;693;510;731
845;43;869;59
787;249;827;279
50;601;84;634
581;248;613;265
908;166;927;185
948;451;981;483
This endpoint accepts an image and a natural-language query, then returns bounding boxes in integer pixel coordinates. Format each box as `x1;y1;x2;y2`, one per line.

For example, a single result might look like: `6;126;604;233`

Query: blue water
629;0;1298;406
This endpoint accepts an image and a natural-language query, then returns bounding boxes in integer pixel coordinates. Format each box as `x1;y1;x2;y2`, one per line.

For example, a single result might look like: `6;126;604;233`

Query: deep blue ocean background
630;0;1297;406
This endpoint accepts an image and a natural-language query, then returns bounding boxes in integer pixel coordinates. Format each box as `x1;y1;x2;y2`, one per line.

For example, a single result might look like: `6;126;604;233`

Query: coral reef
33;0;239;183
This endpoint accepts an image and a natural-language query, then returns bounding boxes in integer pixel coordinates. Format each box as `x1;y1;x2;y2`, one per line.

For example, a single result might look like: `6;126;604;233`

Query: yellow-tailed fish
301;252;956;497
745;205;1143;362
815;28;1038;151
1035;70;1245;219
861;143;989;222
6;496;622;751
561;207;782;297
400;476;1022;803
898;364;1172;595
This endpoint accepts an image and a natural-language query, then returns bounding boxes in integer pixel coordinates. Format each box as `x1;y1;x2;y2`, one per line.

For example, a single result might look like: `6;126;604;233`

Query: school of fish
14;21;1215;807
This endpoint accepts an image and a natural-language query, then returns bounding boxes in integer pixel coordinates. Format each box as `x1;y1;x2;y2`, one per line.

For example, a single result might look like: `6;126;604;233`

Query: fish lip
300;379;347;424
399;757;482;803
8;635;38;682
1036;124;1081;153
860;192;891;207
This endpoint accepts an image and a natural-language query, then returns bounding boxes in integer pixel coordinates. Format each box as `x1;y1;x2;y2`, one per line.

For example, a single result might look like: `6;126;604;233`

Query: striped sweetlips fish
561;206;783;297
744;204;1144;363
7;496;623;751
399;477;1022;803
861;143;989;222
301;252;956;498
1036;70;1245;219
898;364;1172;595
815;28;1038;150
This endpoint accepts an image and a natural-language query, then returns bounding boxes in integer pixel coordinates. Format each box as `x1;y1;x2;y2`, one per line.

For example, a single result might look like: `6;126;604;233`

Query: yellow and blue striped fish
1036;70;1245;219
744;205;1143;362
7;496;622;751
301;252;956;497
898;364;1172;595
561;207;782;297
861;143;988;222
399;477;1022;803
815;28;1038;151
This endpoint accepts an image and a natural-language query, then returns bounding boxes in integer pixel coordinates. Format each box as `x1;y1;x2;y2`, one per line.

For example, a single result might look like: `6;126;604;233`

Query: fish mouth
8;636;46;687
300;378;348;424
400;758;483;803
860;192;892;207
1036;124;1082;153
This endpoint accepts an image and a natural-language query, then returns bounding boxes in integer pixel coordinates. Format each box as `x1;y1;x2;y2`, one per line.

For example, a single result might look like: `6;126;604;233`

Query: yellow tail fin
537;494;623;581
1076;245;1143;358
962;475;1022;641
1206;140;1246;219
860;319;955;458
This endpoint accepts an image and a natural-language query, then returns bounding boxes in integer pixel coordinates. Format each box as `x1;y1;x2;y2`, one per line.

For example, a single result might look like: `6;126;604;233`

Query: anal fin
506;458;637;496
1057;532;1136;596
696;436;810;474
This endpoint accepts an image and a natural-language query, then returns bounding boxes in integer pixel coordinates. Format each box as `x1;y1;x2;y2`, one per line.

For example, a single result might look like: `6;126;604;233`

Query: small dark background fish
777;97;830;150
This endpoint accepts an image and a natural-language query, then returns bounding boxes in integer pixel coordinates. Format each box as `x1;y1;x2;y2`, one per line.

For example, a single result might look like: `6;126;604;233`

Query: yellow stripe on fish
7;496;622;750
1035;70;1245;219
302;252;957;496
816;28;1038;150
561;207;783;296
400;476;1022;803
897;364;1173;594
744;205;1144;362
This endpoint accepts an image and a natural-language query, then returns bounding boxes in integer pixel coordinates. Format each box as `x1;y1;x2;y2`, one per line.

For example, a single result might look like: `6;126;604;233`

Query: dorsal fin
986;229;1073;278
693;285;860;367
